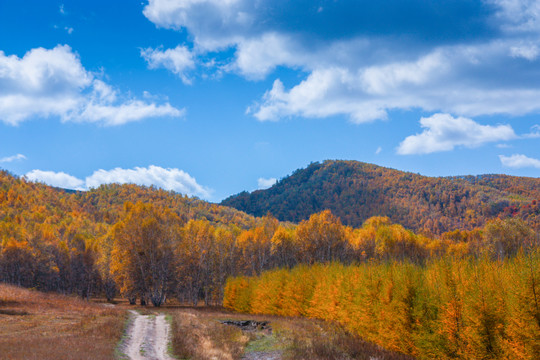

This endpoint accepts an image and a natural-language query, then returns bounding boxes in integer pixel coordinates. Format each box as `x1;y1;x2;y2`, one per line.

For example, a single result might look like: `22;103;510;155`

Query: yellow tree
295;210;350;264
176;218;215;305
111;202;179;306
270;225;298;268
237;214;278;275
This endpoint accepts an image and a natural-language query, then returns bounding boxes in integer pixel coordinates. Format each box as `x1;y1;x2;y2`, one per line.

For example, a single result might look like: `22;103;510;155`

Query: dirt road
121;310;173;360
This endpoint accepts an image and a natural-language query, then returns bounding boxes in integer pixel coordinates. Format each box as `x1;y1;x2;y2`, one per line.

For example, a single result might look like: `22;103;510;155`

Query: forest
224;253;540;359
1;167;538;306
1;166;539;359
222;160;540;235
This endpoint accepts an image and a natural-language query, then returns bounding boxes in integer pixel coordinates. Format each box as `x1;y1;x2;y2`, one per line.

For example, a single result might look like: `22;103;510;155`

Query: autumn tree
270;225;298;268
295;210;350;264
0;240;35;287
175;219;215;305
111;202;179;306
237;214;278;275
481;218;535;259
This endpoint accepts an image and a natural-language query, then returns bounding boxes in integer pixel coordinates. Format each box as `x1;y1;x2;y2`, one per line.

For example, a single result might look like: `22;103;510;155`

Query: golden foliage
224;251;540;360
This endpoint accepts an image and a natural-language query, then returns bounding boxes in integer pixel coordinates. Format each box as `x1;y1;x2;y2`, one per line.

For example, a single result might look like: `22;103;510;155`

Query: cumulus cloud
24;166;212;199
499;154;540;168
0;45;183;125
257;177;277;189
85;166;211;198
141;46;195;84
25;170;85;190
0;154;26;163
142;0;540;123
397;113;517;155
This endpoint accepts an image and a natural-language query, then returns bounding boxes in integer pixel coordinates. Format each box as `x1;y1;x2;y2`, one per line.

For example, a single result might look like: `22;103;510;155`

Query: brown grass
159;305;414;360
0;284;126;360
164;307;250;360
283;320;415;360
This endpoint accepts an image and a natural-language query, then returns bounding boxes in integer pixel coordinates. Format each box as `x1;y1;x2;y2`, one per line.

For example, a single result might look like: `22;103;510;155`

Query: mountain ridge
221;160;540;234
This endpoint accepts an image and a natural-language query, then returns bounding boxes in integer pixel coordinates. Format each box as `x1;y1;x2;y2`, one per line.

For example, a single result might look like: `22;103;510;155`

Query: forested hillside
0;169;260;304
222;160;540;235
2;168;537;307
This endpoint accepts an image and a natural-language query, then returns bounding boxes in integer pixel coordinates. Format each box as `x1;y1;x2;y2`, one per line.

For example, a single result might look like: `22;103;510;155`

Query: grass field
164;306;414;360
0;284;126;360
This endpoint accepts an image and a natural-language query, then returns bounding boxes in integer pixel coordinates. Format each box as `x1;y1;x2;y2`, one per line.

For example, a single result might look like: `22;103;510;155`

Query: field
0;283;413;360
0;284;126;360
164;306;414;360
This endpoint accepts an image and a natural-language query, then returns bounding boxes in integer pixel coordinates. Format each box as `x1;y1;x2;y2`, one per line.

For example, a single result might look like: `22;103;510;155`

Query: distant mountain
221;160;540;234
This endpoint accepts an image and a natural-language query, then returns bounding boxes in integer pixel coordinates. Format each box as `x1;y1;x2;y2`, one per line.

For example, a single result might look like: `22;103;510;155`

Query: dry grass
165;307;250;360
161;306;414;360
283;320;415;360
0;284;126;360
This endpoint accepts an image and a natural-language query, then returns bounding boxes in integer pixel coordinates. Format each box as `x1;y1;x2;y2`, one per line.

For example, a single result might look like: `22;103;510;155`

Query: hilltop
222;160;540;234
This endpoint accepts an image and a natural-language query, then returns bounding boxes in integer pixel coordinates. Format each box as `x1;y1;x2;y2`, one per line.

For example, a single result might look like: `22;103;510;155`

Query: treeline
224;252;540;359
1;169;539;308
222;160;540;234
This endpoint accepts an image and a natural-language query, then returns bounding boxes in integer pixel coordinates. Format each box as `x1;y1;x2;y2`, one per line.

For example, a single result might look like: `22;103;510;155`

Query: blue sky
0;0;539;202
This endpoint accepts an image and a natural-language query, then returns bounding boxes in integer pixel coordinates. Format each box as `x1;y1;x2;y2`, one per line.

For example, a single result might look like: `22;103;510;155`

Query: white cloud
257;177;277;189
510;43;540;60
0;45;183;125
524;124;540;138
397;113;517;155
25;170;85;190
141;46;195;84
65;27;74;34
252;43;540;123
85;166;212;198
375;147;382;155
23;166;212;198
143;0;245;49
499;154;540;168
141;0;540;124
361;51;446;95
0;154;26;163
490;0;540;33
72;100;184;126
252;70;378;122
233;33;304;79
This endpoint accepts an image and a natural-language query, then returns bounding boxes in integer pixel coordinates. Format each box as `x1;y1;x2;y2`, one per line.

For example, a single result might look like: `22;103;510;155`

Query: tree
482;218;535;259
176;219;215;305
111;202;179;306
295;210;350;264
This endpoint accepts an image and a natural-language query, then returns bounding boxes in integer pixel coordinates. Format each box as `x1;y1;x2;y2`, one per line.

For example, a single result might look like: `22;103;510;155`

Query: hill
221;160;540;234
